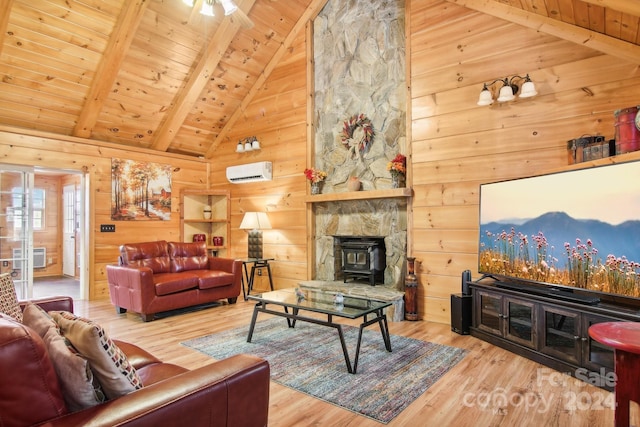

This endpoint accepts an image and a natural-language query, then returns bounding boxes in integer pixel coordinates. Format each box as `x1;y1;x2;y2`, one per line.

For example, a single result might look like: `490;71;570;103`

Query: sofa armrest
19;296;73;313
41;354;270;427
106;264;157;312
208;257;241;274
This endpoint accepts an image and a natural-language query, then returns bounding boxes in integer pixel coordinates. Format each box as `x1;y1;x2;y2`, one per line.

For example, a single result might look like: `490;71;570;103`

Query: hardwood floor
72;298;624;426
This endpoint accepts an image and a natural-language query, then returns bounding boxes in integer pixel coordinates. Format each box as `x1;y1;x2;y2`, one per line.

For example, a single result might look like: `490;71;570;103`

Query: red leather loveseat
0;297;270;427
106;240;242;321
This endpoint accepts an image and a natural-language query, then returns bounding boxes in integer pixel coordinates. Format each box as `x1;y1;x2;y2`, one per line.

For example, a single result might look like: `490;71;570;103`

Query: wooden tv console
468;277;640;390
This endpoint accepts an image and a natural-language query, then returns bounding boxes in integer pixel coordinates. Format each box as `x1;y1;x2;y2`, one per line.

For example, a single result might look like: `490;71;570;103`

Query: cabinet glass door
504;297;535;348
541;305;580;364
583;315;616;372
477;291;501;335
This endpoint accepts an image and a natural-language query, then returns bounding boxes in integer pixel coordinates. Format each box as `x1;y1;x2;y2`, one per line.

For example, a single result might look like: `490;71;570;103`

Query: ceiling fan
182;0;255;29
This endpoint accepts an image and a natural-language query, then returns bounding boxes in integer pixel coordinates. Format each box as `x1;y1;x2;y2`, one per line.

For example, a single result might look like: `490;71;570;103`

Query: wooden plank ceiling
0;0;638;158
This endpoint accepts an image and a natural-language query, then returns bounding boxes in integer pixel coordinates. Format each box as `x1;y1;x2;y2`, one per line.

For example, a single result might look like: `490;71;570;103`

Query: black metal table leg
247;302;262;342
241;262;251;301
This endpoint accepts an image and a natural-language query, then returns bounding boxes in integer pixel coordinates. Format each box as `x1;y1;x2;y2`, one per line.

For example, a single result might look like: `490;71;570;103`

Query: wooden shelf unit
180;190;230;257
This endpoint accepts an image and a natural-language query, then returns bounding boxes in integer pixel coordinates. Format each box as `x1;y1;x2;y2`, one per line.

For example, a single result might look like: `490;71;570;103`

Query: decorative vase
192;234;206;242
310;181;322;195
391;173;404;189
203;205;212;219
347;176;361;191
212;236;224;246
404;257;418;321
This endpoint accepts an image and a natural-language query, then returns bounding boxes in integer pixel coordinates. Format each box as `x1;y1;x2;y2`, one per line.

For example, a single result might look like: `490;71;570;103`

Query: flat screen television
478;160;640;305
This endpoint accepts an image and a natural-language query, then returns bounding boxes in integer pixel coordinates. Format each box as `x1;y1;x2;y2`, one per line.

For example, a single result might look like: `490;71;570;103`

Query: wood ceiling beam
580;0;640;17
152;0;257;152
0;0;15;58
73;0;148;138
445;0;640;64
204;0;329;158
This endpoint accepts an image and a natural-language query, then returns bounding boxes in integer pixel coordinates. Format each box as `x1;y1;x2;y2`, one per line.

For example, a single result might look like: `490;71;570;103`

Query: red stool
589;322;640;427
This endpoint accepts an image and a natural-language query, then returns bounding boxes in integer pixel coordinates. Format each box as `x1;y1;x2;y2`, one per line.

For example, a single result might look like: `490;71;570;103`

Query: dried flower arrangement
304;168;328;183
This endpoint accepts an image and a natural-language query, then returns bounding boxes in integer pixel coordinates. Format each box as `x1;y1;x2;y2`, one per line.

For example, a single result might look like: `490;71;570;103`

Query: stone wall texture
313;0;407;289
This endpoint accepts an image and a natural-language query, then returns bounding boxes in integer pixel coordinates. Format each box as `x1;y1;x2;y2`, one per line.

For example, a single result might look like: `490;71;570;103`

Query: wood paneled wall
209;30;309;291
0;128;210;299
2;1;640;326
410;0;640;323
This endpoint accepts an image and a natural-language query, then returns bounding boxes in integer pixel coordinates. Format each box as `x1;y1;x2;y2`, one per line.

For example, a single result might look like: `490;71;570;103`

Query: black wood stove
335;236;386;286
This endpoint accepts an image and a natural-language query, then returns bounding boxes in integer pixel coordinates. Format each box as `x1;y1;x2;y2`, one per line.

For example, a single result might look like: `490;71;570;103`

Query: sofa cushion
0;273;22;322
120;240;171;274
22;304;106;411
0;314;68;425
154;272;199;295
168;241;209;272
192;270;236;290
51;311;143;399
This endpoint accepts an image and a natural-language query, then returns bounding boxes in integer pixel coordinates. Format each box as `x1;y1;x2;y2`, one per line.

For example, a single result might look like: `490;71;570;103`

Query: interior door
0;166;33;300
63;184;75;277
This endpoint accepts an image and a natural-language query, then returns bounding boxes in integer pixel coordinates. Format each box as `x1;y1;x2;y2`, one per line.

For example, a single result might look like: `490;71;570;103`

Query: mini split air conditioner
226;161;272;183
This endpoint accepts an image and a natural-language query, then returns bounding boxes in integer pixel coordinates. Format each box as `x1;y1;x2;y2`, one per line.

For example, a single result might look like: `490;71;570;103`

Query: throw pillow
0;273;22;322
22;303;106;412
51;311;143;399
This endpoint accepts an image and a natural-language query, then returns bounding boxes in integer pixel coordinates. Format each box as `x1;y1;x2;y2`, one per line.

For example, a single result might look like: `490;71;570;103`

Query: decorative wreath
340;113;374;157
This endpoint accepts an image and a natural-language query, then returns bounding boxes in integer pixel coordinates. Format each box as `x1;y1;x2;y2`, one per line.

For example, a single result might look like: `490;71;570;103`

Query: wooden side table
589;322;640;427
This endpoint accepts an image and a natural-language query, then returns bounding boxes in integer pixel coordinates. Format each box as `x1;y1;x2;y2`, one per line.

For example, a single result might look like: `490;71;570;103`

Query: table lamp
239;212;271;259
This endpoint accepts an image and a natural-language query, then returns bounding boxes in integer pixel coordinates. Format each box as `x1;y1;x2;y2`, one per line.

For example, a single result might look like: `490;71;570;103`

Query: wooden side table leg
615;351;640;427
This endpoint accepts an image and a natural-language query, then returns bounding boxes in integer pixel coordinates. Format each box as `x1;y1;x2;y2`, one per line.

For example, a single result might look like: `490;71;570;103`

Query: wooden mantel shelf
304;187;412;203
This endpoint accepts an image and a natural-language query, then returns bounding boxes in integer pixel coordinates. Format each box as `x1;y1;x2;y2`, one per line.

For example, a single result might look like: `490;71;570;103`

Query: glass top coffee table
247;287;392;374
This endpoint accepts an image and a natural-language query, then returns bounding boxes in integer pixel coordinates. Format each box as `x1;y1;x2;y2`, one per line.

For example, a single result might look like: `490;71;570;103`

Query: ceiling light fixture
220;0;238;15
200;0;215;16
477;74;537;106
185;0;240;18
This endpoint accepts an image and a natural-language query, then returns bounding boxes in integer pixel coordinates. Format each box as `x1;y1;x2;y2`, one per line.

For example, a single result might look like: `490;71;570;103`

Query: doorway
0;164;87;300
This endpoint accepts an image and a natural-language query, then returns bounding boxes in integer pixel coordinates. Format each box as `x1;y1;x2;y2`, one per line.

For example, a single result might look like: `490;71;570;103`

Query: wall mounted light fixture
477;74;537;106
236;136;261;153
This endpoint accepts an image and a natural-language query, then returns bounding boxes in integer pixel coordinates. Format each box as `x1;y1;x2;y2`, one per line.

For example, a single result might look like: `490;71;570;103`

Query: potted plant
387;154;406;188
304;168;328;194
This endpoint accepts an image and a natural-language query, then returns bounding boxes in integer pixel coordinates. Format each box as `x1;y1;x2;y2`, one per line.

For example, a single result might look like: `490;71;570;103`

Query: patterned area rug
182;317;467;424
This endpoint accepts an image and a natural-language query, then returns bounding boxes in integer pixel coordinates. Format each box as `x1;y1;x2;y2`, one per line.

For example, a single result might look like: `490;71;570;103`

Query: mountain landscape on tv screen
480;211;640;265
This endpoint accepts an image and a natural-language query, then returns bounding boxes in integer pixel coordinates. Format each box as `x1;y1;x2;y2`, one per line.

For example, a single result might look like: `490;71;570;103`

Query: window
11;187;45;232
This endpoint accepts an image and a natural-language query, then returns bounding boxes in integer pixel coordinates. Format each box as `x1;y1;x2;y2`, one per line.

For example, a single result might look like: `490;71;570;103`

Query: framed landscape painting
111;158;172;221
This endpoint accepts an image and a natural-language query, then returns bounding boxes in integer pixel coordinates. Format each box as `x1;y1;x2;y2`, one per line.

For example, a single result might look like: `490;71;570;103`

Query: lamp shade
477;88;493;106
220;0;238;15
236;141;244;153
251;138;260;150
519;80;538;98
240;212;272;230
244;141;253;151
200;1;214;16
497;84;515;102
